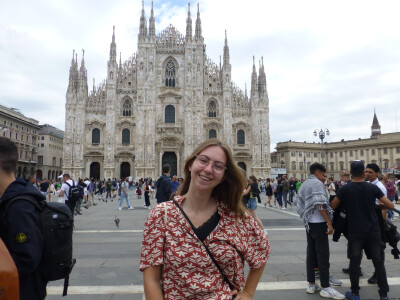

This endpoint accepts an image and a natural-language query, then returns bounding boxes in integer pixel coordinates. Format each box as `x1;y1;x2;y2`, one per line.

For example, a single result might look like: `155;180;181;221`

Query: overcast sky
1;0;400;151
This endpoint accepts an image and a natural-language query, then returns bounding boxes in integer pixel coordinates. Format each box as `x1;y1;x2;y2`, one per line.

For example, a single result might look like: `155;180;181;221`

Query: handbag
172;199;236;298
0;238;19;300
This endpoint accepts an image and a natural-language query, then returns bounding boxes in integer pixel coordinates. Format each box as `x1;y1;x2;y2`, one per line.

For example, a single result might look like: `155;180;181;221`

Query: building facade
63;3;270;180
276;113;400;180
0;104;40;179
36;124;64;180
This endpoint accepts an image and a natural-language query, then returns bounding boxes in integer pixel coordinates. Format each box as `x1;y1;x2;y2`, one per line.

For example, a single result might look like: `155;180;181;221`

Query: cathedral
63;2;271;180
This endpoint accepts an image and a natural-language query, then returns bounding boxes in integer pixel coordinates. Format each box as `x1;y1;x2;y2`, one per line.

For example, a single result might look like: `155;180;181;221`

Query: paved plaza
46;192;400;300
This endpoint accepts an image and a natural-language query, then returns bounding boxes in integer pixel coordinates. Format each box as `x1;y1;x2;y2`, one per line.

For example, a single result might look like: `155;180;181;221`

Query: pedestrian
155;164;172;203
282;175;290;208
106;178;112;200
119;177;134;211
243;175;265;231
59;174;78;218
265;178;273;207
170;175;179;194
140;138;270;299
289;177;296;205
143;180;151;209
136;186;142;199
275;179;283;209
331;161;393;300
383;174;396;220
296;162;345;299
327;177;336;203
0;137;47;300
47;179;55;202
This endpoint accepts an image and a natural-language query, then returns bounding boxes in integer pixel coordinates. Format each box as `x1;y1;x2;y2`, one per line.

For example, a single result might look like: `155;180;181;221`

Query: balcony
156;123;183;134
233;143;250;151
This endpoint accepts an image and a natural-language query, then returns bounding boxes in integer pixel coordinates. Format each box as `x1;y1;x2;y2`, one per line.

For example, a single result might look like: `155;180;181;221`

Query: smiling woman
140;138;271;299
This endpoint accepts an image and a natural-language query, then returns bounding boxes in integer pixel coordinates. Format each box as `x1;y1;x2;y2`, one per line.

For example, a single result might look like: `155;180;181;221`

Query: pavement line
47;277;400;295
74;228;305;233
258;203;299;217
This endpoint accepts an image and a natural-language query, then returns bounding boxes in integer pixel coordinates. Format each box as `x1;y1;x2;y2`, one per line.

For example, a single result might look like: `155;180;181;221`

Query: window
41;136;44;140
340;151;343;158
397;147;400;154
340;162;344;171
314;152;318;158
360;149;364;156
291;161;296;170
52;157;56;166
330;152;333;158
383;148;388;154
209;129;217;139
299;151;302;157
237;130;245;145
281;152;284;157
208;101;217;117
299;162;303;170
384;160;389;168
122;129;130;144
122;98;132;116
330;162;334;171
92;128;100;144
371;149;376;155
41;144;44;147
38;156;43;166
165;60;176;87
165;105;175;123
291;151;295;157
349;150;353;157
306;152;310;158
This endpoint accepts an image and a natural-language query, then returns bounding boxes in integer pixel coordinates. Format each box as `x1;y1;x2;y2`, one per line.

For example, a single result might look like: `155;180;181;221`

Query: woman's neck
183;188;215;212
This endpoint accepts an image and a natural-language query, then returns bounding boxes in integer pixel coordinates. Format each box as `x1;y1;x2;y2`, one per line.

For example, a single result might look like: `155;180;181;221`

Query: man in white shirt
84;178;91;207
59;174;77;217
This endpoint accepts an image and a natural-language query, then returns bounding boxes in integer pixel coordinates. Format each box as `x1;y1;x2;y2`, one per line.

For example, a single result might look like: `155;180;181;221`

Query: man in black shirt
332;161;394;300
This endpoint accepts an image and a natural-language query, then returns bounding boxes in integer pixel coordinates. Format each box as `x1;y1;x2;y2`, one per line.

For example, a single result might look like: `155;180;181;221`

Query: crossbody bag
171;199;236;296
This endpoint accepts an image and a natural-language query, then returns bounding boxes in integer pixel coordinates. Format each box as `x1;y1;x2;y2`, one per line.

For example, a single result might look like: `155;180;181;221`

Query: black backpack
2;196;76;296
65;181;83;202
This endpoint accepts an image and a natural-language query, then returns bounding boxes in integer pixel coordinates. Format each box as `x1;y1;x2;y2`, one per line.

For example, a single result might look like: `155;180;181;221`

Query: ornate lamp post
314;129;330;164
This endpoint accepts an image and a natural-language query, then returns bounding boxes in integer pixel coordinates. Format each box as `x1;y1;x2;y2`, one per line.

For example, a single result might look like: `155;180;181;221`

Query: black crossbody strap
172;199;235;291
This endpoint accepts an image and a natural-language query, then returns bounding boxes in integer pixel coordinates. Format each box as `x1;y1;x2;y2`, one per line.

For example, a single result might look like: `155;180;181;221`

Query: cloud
0;0;399;152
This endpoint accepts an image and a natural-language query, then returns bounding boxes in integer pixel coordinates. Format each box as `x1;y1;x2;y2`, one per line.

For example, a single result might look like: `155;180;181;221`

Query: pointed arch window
122;98;132;116
165;60;176;87
165;105;175;123
92;128;100;144
122;129;130;144
209;129;217;139
237;130;245;145
208;101;216;117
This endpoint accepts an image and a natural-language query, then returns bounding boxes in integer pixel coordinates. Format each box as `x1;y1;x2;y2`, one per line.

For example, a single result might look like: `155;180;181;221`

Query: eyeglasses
195;155;227;174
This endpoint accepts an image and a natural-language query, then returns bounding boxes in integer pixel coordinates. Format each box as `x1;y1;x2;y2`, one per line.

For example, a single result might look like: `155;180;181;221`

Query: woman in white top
47;180;55;202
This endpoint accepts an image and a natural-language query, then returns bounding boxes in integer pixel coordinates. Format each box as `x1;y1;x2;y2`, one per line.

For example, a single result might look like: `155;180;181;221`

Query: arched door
162;152;177;177
90;162;100;180
238;162;247;176
36;169;42;180
120;162;130;179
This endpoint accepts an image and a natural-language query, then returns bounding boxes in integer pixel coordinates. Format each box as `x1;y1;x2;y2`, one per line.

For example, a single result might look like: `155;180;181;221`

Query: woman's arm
143;265;163;299
243;184;251;196
232;264;266;299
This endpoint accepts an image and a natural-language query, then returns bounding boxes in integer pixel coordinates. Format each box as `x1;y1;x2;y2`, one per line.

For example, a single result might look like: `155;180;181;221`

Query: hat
351;160;365;174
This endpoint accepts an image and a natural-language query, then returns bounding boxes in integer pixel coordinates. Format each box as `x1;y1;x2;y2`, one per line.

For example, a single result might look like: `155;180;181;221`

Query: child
136;186;142;199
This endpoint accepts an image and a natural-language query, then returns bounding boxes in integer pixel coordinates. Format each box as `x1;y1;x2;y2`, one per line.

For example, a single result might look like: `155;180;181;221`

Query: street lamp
303;156;306;179
314;128;330;164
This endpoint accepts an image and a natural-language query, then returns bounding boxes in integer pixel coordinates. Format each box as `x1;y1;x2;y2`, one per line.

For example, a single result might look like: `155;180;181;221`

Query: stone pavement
46;192;400;300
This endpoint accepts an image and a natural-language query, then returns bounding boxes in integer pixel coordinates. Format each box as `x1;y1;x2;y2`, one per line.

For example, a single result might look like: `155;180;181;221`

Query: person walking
155;164;172;203
119;177;134;211
47;179;55;202
265;178;273;207
140;138;270;299
143;180;151;209
243;175;265;231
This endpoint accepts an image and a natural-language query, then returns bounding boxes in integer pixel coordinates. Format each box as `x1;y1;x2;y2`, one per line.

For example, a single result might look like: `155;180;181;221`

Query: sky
1;0;400;152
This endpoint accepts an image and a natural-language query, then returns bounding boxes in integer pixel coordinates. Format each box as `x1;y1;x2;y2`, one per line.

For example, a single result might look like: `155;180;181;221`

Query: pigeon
114;215;120;229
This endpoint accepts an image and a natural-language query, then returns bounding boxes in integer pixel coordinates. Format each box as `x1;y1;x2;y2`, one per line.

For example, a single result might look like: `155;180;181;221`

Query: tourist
119;177;134;211
265;178;273;207
243;175;265;230
140;138;270;299
143;180;151;209
47;180;55;202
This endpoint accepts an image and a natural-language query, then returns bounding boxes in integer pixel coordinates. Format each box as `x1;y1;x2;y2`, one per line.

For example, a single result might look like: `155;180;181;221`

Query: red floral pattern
140;196;271;299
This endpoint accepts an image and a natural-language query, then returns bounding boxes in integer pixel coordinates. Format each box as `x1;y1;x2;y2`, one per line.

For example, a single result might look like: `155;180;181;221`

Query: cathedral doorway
238;162;247;176
162;152;177;177
120;162;130;179
36;169;42;179
90;162;100;180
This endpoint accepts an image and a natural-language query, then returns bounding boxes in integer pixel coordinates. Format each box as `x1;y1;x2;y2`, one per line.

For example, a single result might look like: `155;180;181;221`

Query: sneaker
380;297;390;300
368;272;377;284
147;206;151;210
344;291;360;300
306;283;321;294
329;274;342;286
128;207;134;210
320;287;345;299
118;207;122;211
342;267;363;276
282;207;287;210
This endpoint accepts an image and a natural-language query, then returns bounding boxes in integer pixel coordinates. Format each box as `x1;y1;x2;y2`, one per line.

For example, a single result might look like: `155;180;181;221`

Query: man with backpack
0;137;47;300
59;173;80;217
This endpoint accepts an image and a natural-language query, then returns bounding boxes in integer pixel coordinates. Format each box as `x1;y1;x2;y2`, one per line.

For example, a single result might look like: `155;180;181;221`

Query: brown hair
177;138;247;218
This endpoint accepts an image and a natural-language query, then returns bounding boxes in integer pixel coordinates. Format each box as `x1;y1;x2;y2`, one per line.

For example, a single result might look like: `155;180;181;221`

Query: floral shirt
140;196;270;299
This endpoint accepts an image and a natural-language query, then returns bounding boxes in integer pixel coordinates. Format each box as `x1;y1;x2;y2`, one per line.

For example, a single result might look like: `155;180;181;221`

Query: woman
265;178;273;207
140;139;270;299
243;175;265;230
47;180;55;202
143;180;151;209
275;179;283;209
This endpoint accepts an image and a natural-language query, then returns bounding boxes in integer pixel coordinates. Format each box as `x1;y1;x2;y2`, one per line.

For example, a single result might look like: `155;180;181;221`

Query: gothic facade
63;3;270;180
